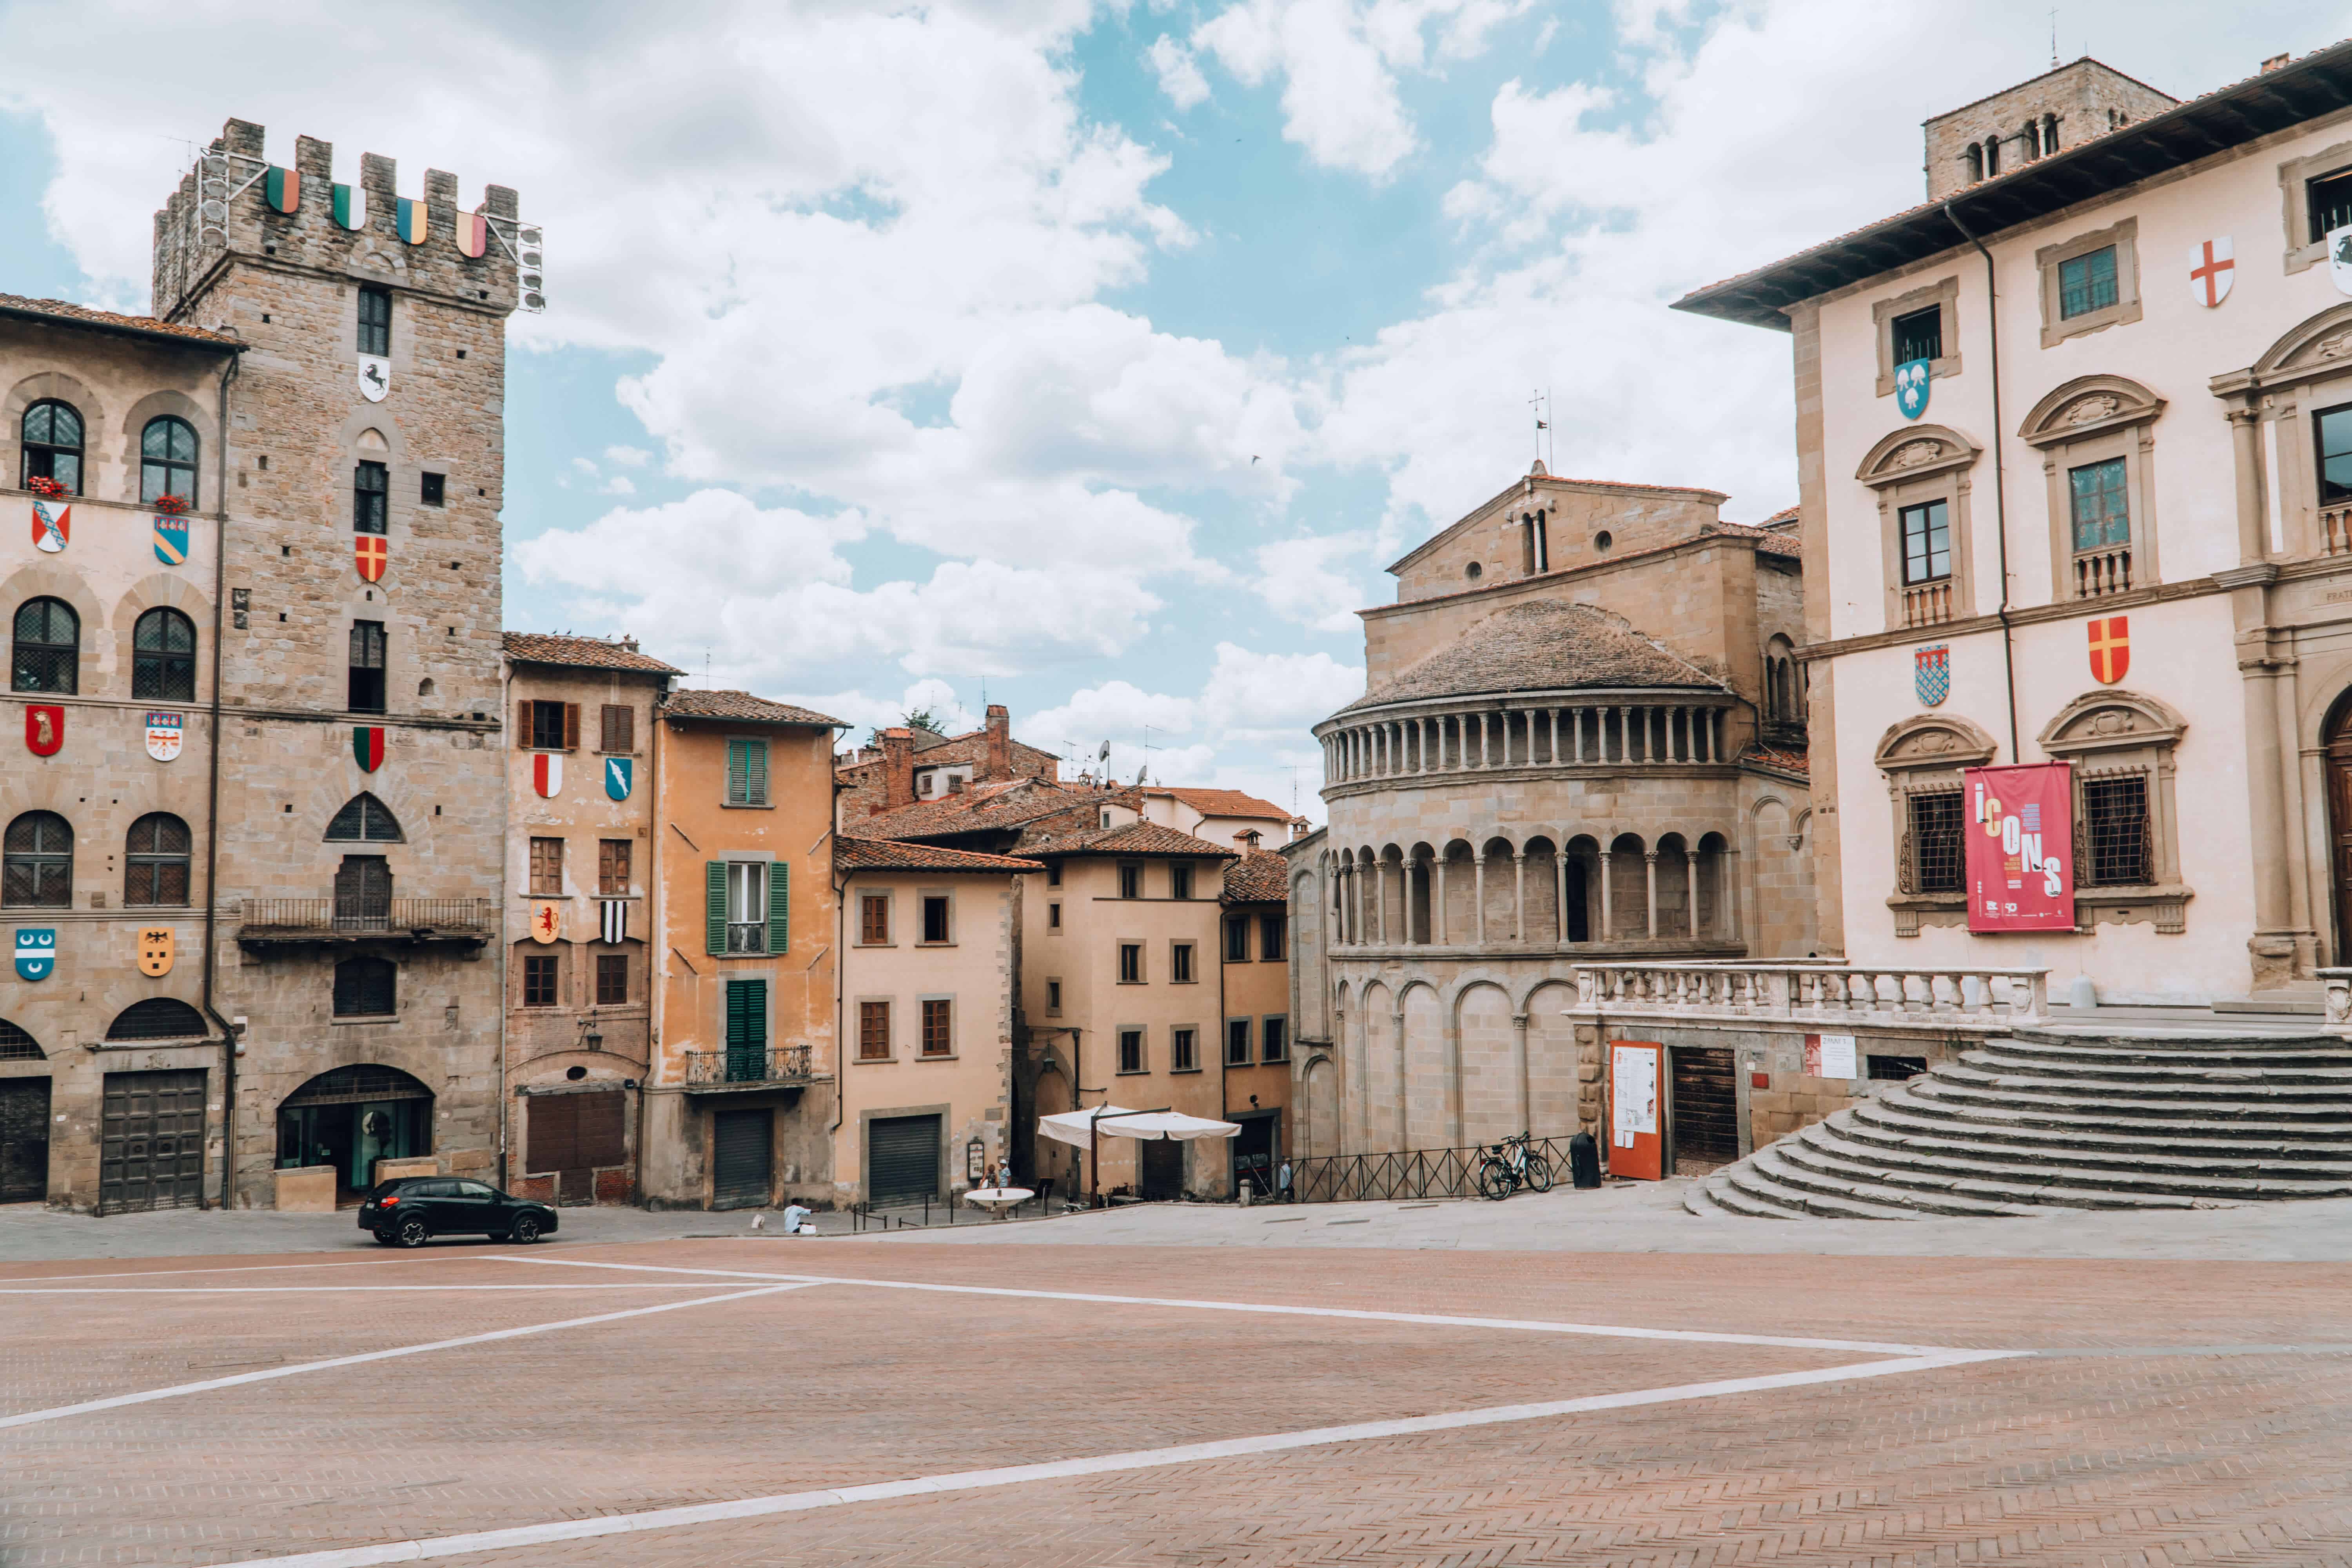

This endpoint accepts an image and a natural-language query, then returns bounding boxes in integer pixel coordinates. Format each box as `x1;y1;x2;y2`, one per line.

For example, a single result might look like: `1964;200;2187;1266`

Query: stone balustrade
1569;962;2049;1029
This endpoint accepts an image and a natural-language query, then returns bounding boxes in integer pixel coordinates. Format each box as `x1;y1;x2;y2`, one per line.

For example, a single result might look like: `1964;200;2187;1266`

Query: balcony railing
1570;961;2048;1031
237;897;496;942
1900;580;1953;627
682;1045;818;1089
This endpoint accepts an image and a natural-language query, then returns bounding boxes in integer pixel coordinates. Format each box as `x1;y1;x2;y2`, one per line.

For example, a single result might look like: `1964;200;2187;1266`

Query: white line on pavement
0;1255;486;1285
205;1349;2024;1568
0;1284;812;1431
0;1284;735;1294
489;1253;1961;1356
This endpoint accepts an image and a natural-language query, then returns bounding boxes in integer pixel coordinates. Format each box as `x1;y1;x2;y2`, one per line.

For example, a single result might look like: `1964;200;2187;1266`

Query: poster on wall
1608;1042;1664;1182
1964;762;2075;933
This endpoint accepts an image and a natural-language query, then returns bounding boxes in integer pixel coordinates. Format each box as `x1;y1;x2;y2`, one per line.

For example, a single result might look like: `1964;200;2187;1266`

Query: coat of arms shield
534;753;563;799
2332;224;2352;298
2088;615;2131;684
2190;236;2235;307
356;536;388;583
137;927;174;978
1895;358;1931;421
1913;645;1949;707
353;726;386;772
358;356;391;402
25;705;62;757
529;900;562;944
14;928;55;982
145;711;183;762
604;756;633;801
31;495;69;553
152;512;188;565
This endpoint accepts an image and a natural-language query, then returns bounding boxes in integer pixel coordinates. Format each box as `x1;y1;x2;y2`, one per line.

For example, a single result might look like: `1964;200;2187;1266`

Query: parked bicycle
1477;1131;1553;1200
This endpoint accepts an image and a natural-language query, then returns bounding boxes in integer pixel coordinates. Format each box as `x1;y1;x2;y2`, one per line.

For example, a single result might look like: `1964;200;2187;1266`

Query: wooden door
2329;727;2352;962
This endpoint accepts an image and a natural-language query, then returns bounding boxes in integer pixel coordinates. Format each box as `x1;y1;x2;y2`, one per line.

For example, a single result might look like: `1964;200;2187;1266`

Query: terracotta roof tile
660;688;844;728
858;778;1107;840
1148;787;1289;820
1018;818;1237;859
1220;848;1290;904
1742;742;1809;777
836;837;1042;874
0;293;243;349
1343;600;1725;713
503;632;683;674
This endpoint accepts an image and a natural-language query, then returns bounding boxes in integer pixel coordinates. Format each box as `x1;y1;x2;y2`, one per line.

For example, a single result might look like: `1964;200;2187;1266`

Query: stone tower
152;120;525;1207
1923;59;2179;200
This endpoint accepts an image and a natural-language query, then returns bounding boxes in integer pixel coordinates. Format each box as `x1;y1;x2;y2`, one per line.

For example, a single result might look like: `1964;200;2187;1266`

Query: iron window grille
523;955;558;1007
332;854;392;928
1901;789;1965;895
354;460;388;534
4;810;73;907
124;813;191;906
2310;168;2352;246
105;998;207;1040
2078;772;2153;887
1898;499;1950;585
325;792;403;842
0;1020;40;1061
140;416;199;505
133;607;196;701
20;399;82;492
333;956;397;1018
13;596;79;693
2058;245;2120;319
1890;305;1942;363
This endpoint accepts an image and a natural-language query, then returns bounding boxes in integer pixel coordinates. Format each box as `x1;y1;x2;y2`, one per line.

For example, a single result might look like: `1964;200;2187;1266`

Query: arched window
19;399;82;493
0;1018;41;1060
2022;118;2042;160
140;416;200;505
105;998;206;1041
3;811;72;907
124;813;192;906
13;597;78;693
132;607;197;701
1984;135;2001;177
325;792;403;842
1965;144;1983;183
2042;113;2060;152
333;956;397;1018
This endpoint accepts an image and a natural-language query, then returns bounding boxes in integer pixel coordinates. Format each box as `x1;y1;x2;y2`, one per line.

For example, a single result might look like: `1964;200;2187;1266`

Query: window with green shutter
726;738;769;806
705;861;728;955
767;861;789;954
724;978;768;1081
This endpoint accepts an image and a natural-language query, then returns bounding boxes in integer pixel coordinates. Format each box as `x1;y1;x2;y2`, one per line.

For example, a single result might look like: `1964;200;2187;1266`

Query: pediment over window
2249;301;2352;380
1873;713;1996;772
2018;374;2164;448
1855;425;1980;490
2037;688;2185;755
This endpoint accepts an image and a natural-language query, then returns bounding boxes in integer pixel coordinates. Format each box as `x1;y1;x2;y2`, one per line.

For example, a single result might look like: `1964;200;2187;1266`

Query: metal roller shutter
1670;1047;1739;1171
711;1109;771;1208
867;1114;940;1206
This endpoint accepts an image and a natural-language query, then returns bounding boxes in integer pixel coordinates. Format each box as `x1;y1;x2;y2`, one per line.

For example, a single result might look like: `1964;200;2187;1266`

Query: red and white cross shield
2190;236;2234;308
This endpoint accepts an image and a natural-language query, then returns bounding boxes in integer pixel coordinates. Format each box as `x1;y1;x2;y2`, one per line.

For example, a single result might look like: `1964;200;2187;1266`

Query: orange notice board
1608;1040;1664;1181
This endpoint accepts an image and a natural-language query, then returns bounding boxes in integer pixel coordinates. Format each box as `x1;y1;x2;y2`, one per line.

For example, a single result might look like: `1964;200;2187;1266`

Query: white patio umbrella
1037;1104;1240;1206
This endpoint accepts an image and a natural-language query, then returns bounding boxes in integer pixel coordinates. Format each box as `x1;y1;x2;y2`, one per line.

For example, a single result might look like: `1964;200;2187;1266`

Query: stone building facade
1292;466;1815;1169
1924;58;2178;200
1;116;529;1212
501;633;678;1205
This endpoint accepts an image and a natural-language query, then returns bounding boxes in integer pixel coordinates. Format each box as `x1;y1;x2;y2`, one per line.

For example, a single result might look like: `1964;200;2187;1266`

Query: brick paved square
5;1239;2351;1566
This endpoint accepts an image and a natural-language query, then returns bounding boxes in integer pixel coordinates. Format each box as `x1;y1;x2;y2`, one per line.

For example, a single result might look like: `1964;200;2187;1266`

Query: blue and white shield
1914;644;1950;707
1895;358;1931;420
14;927;55;982
604;756;633;801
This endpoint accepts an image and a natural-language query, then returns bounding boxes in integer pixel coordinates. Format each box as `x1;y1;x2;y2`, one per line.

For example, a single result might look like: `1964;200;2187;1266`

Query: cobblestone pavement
16;1176;2352;1265
6;1240;2352;1566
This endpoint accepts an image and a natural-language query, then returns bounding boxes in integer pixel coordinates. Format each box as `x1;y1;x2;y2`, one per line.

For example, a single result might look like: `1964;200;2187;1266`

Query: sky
3;0;2346;820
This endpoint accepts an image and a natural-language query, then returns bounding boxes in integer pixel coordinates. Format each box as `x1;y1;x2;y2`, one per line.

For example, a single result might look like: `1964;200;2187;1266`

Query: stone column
2228;405;2269;564
1555;850;1570;946
1392;1007;1409;1152
1478;712;1491;767
1548;708;1561;764
1685;849;1700;939
2223;566;2296;988
1644;850;1659;939
1511;1011;1532;1136
1473;850;1488;945
1512;851;1527;944
1407;856;1423;945
1434;855;1449;946
1619;705;1634;764
1374;858;1388;946
1597;848;1615;940
1725;845;1745;942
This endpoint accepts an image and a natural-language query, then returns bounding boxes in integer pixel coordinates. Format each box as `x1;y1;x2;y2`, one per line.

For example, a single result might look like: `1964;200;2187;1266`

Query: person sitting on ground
781;1202;814;1235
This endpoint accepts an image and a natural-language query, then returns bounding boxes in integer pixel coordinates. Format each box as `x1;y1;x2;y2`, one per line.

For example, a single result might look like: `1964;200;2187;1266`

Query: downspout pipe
203;351;240;1209
1943;198;2023;763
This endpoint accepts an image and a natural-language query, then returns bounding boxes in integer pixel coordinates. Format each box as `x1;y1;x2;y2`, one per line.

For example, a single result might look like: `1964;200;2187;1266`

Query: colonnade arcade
1326;829;1739;952
1322;697;1732;784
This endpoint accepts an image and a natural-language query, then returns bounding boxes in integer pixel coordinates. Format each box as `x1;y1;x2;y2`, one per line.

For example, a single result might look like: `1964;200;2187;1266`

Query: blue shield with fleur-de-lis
1895;358;1931;420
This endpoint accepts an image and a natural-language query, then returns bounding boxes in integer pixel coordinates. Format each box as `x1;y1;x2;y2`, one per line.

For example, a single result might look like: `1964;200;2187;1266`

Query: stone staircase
1685;1027;2352;1219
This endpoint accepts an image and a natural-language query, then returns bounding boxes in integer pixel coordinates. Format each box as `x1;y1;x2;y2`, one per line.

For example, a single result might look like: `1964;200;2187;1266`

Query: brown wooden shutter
526;1094;579;1174
516;699;530;745
603;704;633;753
562;703;581;751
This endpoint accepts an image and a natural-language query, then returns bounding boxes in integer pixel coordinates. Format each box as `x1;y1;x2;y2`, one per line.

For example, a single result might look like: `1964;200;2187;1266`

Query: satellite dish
1134;765;1148;786
1096;740;1111;764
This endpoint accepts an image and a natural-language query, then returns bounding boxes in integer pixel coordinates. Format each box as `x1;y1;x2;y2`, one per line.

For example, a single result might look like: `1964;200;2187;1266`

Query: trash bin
1568;1132;1602;1189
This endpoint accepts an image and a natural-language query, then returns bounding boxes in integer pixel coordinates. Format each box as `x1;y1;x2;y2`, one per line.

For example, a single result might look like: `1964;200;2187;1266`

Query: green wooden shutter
725;979;767;1045
705;860;727;955
726;740;748;805
766;861;790;954
747;739;769;805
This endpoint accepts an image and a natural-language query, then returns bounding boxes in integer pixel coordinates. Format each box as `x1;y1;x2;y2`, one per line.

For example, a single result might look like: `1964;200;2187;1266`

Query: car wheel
395;1217;431;1248
509;1214;543;1245
371;1229;397;1247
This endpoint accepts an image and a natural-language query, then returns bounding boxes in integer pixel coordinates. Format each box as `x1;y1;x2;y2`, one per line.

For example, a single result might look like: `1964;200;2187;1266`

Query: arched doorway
0;1019;49;1204
1030;1059;1074;1198
276;1064;433;1200
2327;693;2352;962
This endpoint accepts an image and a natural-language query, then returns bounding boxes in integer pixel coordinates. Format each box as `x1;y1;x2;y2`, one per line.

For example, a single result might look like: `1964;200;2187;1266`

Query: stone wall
1922;60;2179;200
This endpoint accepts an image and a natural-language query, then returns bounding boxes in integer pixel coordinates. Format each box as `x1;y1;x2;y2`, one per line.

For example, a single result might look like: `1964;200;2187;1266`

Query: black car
358;1177;559;1247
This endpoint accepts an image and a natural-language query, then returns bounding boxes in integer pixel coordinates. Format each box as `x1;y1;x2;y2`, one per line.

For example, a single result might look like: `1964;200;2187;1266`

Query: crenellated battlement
152;117;541;325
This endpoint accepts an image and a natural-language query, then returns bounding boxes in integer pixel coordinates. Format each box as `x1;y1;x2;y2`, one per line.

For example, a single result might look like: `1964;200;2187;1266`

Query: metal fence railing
1287;1133;1583;1204
683;1045;817;1087
238;897;497;934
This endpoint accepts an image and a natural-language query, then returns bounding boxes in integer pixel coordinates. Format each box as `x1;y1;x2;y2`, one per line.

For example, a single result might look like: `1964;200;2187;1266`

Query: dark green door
724;980;768;1082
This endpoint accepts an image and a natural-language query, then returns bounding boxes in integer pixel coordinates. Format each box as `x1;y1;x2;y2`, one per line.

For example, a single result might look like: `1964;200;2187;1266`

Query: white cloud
603;445;652;468
1200;641;1363;733
1147;35;1212;110
1253;532;1376;631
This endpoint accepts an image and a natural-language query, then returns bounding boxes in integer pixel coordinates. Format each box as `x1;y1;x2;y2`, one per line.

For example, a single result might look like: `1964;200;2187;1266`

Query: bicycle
1477;1132;1553;1201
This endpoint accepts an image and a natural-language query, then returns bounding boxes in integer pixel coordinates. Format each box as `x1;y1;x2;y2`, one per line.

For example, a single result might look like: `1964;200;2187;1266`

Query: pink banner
1965;762;2075;933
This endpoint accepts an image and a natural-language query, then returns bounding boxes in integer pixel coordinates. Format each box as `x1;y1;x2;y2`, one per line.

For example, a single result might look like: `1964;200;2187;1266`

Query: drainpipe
498;656;513;1190
1943;198;2022;763
203;351;240;1210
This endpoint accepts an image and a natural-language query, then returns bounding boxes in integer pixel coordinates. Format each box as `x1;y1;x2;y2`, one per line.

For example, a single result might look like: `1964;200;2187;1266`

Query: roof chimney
2263;53;2290;73
882;727;915;810
984;704;1010;783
